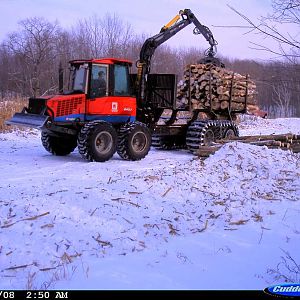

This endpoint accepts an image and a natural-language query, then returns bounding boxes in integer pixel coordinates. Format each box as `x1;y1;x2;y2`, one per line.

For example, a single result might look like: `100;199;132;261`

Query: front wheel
41;132;77;156
78;121;117;162
117;122;151;160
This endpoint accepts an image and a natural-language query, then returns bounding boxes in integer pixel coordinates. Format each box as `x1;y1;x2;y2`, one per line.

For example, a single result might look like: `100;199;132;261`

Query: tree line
0;14;299;118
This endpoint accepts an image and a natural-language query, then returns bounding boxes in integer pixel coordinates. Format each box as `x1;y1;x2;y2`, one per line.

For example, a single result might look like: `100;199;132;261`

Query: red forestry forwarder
7;9;241;162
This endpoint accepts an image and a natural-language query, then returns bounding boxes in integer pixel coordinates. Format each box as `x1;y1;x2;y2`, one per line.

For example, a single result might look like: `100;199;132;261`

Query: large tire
186;121;213;152
117;122;151;161
186;120;239;152
151;135;175;150
78;121;117;162
223;123;239;139
41;131;77;156
152;135;186;150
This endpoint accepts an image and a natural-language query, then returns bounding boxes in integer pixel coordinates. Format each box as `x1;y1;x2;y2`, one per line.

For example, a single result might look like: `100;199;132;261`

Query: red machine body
45;58;137;125
46;94;136;123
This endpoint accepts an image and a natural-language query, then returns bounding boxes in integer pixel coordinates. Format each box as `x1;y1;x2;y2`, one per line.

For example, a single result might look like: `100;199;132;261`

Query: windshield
69;64;87;93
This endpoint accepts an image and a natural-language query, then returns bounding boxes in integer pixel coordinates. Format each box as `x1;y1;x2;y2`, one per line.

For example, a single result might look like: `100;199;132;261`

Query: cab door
110;63;136;120
86;63;109;117
89;64;108;99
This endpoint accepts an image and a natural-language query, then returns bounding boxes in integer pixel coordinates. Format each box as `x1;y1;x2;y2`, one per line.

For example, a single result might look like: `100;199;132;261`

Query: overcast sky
0;0;293;61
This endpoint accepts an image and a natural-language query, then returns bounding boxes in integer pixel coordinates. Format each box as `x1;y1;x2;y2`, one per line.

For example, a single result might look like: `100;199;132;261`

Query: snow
0;117;299;290
238;116;300;136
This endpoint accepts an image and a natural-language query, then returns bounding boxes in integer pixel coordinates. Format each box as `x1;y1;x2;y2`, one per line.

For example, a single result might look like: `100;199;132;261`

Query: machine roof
69;58;132;65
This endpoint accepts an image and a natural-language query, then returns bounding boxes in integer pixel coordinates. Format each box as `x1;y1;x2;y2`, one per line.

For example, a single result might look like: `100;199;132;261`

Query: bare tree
101;13;134;57
5;17;60;97
0;44;10;98
221;2;300;117
72;13;134;59
228;1;300;61
72;15;105;58
272;81;293;117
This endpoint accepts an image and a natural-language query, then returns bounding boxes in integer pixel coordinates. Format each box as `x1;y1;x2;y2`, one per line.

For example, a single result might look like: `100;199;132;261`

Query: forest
0;10;299;118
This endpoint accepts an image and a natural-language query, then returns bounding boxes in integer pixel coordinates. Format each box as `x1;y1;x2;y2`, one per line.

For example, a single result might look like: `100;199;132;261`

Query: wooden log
220;101;229;110
281;142;291;149
196;145;222;157
217;133;294;143
292;134;300;140
291;145;300;153
176;63;261;115
249;140;282;147
194;132;300;158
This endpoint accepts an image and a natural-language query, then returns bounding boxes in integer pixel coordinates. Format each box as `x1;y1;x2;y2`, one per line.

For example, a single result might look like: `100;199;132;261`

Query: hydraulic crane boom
136;9;219;104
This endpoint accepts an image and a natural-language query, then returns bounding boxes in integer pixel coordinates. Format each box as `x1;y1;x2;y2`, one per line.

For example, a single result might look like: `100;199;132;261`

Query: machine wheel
152;135;186;150
203;129;215;146
117;122;151;160
41;131;77;156
186;121;212;152
151;135;174;149
222;121;239;139
160;137;176;149
151;135;163;148
78;121;117;162
186;120;239;152
223;128;236;139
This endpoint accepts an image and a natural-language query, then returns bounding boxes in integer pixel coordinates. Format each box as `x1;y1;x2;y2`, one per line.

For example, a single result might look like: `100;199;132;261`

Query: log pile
176;63;260;114
195;133;300;158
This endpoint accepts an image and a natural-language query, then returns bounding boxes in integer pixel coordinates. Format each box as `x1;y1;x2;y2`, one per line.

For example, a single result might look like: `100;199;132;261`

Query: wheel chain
151;134;186;150
186;120;239;152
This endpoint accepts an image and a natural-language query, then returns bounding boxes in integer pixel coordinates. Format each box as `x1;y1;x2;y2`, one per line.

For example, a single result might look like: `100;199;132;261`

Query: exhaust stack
59;61;64;94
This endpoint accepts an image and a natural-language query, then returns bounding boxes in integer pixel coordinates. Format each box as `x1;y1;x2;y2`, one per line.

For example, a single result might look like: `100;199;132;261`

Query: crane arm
139;9;217;67
137;9;218;103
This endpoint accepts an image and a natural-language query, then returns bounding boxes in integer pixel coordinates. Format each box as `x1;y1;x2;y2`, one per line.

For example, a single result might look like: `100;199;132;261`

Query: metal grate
146;74;177;109
28;98;46;114
56;97;83;117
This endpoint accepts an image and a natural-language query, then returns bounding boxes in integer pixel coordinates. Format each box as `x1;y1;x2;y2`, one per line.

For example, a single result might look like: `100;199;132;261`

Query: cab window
114;65;130;96
71;65;87;92
90;65;108;98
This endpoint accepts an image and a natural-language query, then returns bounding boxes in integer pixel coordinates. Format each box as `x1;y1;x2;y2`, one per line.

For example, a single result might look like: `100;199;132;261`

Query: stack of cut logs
176;63;260;114
196;134;300;158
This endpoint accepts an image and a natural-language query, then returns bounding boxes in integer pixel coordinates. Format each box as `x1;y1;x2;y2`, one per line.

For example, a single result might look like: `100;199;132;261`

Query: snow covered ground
0;117;299;290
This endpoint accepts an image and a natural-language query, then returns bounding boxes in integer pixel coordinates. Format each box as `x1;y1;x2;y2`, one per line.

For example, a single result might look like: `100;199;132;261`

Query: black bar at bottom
1;290;274;300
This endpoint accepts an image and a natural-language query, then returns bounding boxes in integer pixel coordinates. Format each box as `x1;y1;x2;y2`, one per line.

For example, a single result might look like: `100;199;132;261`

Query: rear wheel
186;120;239;152
41;132;77;156
223;128;236;139
117;122;151;160
152;135;186;150
152;135;175;149
78;121;117;162
203;129;215;146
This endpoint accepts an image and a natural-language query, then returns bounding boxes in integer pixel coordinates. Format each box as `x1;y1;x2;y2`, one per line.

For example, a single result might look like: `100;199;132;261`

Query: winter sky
0;0;293;61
